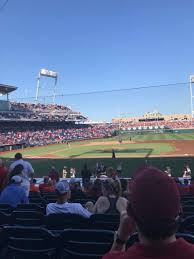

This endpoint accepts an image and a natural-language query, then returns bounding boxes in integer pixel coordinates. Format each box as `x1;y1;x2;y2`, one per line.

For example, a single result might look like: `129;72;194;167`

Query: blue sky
0;0;194;121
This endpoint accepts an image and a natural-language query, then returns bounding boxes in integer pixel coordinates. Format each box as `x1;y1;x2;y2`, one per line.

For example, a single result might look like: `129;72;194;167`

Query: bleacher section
0;191;194;258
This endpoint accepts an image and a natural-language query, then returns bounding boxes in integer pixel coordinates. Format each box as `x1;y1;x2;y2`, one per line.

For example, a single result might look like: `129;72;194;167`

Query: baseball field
1;132;194;178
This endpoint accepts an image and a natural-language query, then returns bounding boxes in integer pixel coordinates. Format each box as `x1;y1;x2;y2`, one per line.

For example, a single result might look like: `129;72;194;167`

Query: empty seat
183;206;194;217
179;216;194;233
29;197;47;206
0;204;13;214
11;211;44;226
3;226;58;259
29;192;41;197
16;203;44;213
60;229;114;259
45;213;90;231
0;211;11;226
90;214;120;230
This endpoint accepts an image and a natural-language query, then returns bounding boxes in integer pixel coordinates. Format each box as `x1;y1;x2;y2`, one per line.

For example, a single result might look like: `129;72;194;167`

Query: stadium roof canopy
0;84;17;95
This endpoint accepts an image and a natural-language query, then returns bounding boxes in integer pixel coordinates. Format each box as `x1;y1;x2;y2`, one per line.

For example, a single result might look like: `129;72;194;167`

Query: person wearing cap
69;178;87;200
103;166;194;259
46;180;92;218
9;153;34;196
0;175;29;208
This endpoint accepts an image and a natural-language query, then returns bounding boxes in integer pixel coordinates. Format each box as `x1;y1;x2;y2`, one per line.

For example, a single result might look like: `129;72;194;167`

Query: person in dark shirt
69;178;87;200
81;164;91;187
49;166;60;182
112;149;116;159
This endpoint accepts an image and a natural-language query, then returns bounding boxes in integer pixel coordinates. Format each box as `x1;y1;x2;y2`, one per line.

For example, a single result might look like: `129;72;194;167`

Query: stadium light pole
35;69;58;104
189;75;194;118
35;73;41;103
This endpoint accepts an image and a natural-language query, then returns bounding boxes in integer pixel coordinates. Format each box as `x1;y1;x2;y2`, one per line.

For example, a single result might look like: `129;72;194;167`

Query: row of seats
0;205;119;231
1;205;194;234
1;226;194;259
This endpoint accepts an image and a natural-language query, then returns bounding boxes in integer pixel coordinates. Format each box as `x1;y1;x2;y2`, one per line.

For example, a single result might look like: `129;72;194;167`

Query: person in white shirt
62;166;68;178
183;164;192;179
46;180;92;218
9;153;34;196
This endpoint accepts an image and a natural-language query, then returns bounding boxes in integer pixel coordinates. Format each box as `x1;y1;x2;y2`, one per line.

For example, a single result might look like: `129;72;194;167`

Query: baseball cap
130;166;180;224
11;175;22;184
55;180;70;194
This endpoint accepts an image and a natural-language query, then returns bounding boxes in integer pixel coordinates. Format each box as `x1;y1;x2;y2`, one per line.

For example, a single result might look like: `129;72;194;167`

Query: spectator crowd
0;124;115;146
0;153;194;257
0;101;86;122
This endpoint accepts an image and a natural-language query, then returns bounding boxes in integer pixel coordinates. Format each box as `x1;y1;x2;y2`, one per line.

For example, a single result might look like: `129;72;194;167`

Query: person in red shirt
48;166;60;182
103;166;194;259
0;159;8;192
39;176;55;193
39;176;50;191
30;179;40;193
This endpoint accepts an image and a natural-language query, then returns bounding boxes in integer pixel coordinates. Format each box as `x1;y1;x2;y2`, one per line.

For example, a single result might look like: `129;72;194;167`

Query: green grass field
1;132;194;178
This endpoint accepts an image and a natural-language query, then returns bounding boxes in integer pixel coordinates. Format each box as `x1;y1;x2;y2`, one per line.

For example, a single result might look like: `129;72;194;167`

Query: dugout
0;84;17;111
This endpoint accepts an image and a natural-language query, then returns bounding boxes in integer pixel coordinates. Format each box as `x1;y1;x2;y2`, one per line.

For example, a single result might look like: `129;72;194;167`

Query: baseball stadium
2;1;194;258
1;79;194;178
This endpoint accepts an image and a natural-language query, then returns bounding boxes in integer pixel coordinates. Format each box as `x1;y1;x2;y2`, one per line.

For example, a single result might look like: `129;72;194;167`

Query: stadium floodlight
190;75;194;83
35;68;58;104
40;69;58;78
189;75;194;118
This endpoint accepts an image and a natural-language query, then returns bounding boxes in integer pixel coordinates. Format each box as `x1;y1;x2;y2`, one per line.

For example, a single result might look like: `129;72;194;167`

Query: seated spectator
86;178;128;214
62;166;68;178
39;176;55;192
49;166;60;182
182;164;192;178
103;167;194;259
69;178;87;200
39;176;50;190
120;179;129;199
46;180;92;218
106;167;117;179
0;176;29;208
0;159;8;192
85;179;102;200
30;179;40;192
81;163;91;187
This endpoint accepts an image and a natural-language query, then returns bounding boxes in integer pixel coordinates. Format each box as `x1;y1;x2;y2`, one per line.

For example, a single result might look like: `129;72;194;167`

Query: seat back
29;197;47;206
0;204;13;214
61;229;114;259
16;203;44;213
0;211;11;226
90;214;119;230
11;211;44;226
3;226;58;258
45;213;89;230
179;216;194;233
183;206;194;217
